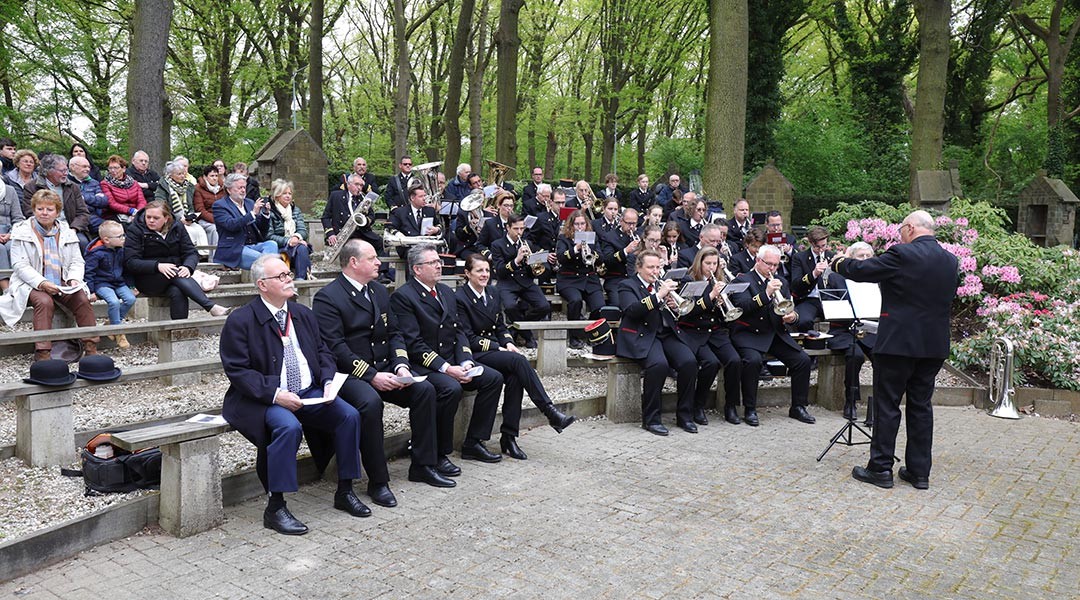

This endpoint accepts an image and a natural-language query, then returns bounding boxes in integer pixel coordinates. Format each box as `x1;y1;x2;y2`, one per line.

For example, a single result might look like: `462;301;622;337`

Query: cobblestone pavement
3;405;1078;599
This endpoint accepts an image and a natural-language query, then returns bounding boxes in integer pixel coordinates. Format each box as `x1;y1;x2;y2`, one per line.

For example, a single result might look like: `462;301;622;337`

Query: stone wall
1017;170;1078;247
744;160;794;225
252;129;329;214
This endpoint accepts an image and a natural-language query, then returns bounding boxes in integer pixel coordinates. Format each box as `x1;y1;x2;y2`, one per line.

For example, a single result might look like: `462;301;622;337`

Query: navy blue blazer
454;284;517;353
615;277;676;360
220;299;338;449
728;270;802;354
212;197;270;268
832;234;958;358
312;275;409;383
389;278;474;373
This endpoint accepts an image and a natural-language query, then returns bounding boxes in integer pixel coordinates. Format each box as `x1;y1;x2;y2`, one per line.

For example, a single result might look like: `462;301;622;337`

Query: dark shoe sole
852;466;894;489
899;468;929;490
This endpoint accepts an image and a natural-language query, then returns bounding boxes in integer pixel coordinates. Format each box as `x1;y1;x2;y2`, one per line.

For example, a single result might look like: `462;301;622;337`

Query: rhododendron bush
814;198;1080;390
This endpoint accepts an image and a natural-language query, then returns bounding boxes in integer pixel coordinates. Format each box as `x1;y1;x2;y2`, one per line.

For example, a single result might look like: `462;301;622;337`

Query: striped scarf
33;219;63;285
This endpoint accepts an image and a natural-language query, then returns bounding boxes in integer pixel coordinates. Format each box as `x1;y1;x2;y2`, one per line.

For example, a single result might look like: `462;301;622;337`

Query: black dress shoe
789;406;816;424
500;434;528;460
724;406;741;425
898;467;929;490
852;465;894;489
408;465;457;488
334;490;372;517
367;483;398;508
544;405;577;433
436;456;461;477
743;410;759;427
692;408;708;426
677;420;699;434
568;337;585;350
461;441;502;463
643;423;669;436
263;506;309;535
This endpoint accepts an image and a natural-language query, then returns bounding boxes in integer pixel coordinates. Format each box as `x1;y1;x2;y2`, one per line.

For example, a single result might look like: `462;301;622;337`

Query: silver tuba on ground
988;337;1021;420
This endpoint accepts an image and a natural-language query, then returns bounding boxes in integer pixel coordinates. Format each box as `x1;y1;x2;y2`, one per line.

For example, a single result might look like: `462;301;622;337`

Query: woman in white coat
0;189;99;361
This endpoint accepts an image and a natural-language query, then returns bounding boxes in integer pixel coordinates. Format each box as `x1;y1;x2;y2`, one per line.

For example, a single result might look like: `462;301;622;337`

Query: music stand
816;286;874;462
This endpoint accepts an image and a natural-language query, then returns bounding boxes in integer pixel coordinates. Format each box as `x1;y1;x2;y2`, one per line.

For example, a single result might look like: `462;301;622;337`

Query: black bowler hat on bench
23;359;77;386
76;355;123;382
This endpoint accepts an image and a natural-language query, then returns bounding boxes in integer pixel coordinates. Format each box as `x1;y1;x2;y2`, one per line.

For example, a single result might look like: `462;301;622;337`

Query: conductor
832;210;958;490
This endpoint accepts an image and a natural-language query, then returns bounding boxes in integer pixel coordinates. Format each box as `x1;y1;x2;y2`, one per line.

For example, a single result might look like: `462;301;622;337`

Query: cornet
520;243;546;276
580;241;597;269
709;275;743;322
768;274;795;316
661;281;694;318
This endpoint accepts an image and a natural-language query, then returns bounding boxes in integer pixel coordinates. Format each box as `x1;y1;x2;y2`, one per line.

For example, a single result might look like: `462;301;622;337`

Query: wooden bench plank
110;421;231;451
0;315;226;346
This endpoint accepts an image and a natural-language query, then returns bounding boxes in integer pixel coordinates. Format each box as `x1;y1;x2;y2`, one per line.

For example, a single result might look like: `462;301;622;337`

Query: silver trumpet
710;275;742;322
661;281;695;318
580;241;597;269
769;273;795;316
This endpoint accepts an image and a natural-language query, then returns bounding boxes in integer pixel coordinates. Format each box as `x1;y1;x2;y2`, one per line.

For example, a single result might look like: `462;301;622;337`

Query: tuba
408;161;443;204
988;337;1021;419
486;160;513;186
459;189;485;236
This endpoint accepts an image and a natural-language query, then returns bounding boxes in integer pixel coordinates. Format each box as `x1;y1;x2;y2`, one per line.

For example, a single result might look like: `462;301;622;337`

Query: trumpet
709;275;743;321
580;240;597;268
520;244;546;276
768;274;795;316
657;280;694;318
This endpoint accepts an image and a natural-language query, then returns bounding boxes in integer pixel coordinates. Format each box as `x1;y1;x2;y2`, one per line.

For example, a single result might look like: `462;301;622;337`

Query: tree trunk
703;0;748;206
494;0;524;166
582;131;594;182
637;115;647;176
308;0;324;147
444;0;476;174
544;105;558;175
599;96;617;177
908;0;951;204
392;0;410;161
468;1;491;170
127;0;174;170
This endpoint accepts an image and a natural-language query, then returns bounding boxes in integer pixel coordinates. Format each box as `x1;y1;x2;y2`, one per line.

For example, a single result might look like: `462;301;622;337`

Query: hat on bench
23;359;77;386
584;318;616;359
76;355;123;382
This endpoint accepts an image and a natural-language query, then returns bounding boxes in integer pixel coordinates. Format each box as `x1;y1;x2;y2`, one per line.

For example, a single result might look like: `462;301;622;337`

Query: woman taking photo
680;246;743;425
454;253;575;459
555;209;606;349
125;200;228;320
0;190;99;361
265;179;312;280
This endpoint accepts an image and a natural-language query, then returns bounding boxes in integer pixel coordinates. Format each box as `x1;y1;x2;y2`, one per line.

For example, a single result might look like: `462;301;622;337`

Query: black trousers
558;279;605;338
709;336;743;408
637;332;696;426
339;377;439;474
424;367;504;452
475;349;552;437
602;274;628;306
843;343;867;399
498;283;551;323
868;354;943;477
689;344;721;411
736;336;810;410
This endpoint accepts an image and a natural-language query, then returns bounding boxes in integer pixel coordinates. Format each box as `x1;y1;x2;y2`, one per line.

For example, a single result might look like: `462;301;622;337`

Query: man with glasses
599;208;642;304
764;210;796;281
728;245;815;426
24;153;91;252
127;151;160;203
521;167;544;216
677;222;724;269
835;210;958;491
313;240;453;496
69;156;109;239
383;155;414;209
390;243;506;468
221;255;369;535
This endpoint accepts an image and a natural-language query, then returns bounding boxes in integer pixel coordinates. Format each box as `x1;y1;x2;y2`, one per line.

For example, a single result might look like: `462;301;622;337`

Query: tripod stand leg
816;419;873;462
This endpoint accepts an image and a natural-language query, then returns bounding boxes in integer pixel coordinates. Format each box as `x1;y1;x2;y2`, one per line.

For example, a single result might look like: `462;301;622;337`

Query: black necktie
415;210;422;226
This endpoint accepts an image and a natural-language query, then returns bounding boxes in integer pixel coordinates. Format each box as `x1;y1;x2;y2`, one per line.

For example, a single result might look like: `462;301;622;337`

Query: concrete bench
146;278;328;319
111;420;232;537
514;320;594;375
0;357;222;468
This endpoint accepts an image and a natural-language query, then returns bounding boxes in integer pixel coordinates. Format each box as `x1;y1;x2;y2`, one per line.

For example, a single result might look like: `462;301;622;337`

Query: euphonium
459;189;485;236
769;274;795;316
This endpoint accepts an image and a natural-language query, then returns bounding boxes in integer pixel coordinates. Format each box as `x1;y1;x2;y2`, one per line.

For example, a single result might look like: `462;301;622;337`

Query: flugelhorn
710;275;742;321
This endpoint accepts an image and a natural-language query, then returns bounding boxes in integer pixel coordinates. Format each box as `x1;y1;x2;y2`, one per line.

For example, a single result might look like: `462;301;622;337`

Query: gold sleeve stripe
352;359;370;379
480;339;490;351
462;346;473;354
395;349;408;358
753;294;763;307
697;298;707;309
643;297;654;311
422;351;437;367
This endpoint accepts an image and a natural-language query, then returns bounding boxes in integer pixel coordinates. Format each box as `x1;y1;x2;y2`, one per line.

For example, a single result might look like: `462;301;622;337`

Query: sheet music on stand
437;202;459;216
680;280;708;298
523;215;538;229
574;231;596;245
820;281;881;321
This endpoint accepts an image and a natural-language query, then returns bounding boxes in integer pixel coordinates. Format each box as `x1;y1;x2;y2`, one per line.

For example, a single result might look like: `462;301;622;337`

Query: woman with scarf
265;179;312;280
155;156;216;250
193;165;225;229
100;155;146;222
0;189;99;361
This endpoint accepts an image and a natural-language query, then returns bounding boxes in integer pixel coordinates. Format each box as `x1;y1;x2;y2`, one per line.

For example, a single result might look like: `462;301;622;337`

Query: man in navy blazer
615;249;698;435
313;239;454;495
728;245;815;426
834;210;958;490
211;173;276;269
388;185;441;258
221;255;368;536
390;243;506;468
789;226;836;328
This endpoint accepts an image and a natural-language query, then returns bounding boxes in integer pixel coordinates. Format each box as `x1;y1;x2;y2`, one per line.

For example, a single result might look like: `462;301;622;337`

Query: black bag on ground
61;433;162;495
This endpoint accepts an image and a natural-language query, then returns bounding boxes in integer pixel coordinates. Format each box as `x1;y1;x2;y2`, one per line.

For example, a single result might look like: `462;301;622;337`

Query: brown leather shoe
82;341;98;355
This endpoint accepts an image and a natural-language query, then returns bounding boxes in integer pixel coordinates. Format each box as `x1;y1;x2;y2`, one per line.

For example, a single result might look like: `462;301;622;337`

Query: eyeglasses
622;219;638;225
260;272;295;282
759;260;779;267
402;162;413;167
417;259;443;267
107;234;126;239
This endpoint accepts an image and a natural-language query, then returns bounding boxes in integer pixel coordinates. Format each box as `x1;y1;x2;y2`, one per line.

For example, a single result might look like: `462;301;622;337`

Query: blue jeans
284;242;312;279
240;241;279;270
96;284;137;324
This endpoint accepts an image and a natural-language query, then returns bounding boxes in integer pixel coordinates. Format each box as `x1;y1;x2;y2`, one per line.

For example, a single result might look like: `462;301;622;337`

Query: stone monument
744;159;794;226
250;129;329;213
1017;169;1078;247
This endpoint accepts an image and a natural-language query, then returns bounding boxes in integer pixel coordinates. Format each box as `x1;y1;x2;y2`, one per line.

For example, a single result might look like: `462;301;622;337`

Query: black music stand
816;288;873;462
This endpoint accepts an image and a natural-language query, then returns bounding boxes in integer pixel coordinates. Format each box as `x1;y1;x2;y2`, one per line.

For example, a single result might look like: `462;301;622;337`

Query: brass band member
599;207;641;304
322;173;385;260
680;246;744;425
728;244;815;426
556;209;606;349
728;227;764;275
388;184;442;258
591;198;620;234
489;213;552;349
677;222;723;269
616;249;699;435
454;254;576;459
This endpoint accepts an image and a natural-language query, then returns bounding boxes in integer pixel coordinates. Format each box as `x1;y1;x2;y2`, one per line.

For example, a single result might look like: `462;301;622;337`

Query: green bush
809;199;911;236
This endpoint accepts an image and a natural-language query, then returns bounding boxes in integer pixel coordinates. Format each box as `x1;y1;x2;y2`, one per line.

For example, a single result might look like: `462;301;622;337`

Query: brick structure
251;129;328;214
1017;169;1079;247
744;159;794;225
912;160;963;213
